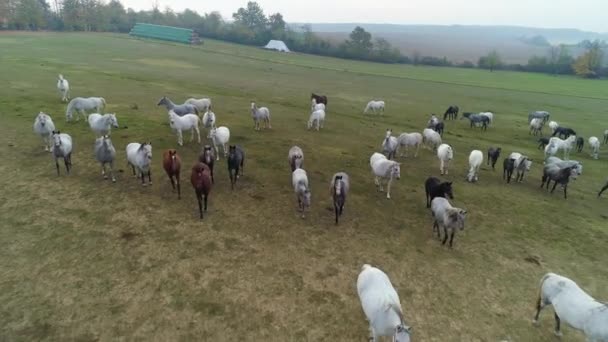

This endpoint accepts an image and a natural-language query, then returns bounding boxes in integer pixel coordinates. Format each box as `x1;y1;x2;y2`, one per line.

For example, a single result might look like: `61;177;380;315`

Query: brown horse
198;145;215;183
162;149;181;199
311;93;328;105
191;162;212;219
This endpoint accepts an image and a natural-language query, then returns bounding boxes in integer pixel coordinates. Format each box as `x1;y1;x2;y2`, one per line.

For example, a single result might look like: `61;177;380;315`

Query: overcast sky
120;0;607;33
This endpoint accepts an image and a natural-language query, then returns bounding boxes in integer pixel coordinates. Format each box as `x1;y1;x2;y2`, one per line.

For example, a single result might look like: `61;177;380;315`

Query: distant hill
291;24;608;64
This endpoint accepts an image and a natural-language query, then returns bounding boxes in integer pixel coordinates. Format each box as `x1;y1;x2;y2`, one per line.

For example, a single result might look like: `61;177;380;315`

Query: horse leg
131;165;136;177
550;182;558;194
148;170;152;185
169;174;176;191
334;203;339;225
449;229;455;248
204;193;208;212
178;130;183;146
176;174;181;199
101;163;107;179
230;171;235;190
140;171;146;186
440;160;444;175
386;177;392;199
196;192;203;219
55;157;60;176
64;156;70;175
553;313;562;337
563;184;567;199
442;226;449;245
109;161;116;183
414;143;420;158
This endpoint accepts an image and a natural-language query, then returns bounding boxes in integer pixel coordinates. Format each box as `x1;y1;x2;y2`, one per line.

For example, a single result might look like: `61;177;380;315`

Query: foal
191;162;212;219
162;149;181;199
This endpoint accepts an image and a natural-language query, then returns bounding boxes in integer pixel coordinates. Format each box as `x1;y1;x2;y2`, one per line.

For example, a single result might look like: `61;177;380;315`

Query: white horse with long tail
210;126;230;160
382;129;398;160
357;264;411;342
397;132;422;158
33;112;56;151
533;273;608;340
88;113;118;137
545;135;576;160
467;150;483;182
364;100;385;115
437;144;453;175
126;142;152;186
370;152;401;199
168;110;200;146
66;97;106;122
185;97;212;112
57;74;70;102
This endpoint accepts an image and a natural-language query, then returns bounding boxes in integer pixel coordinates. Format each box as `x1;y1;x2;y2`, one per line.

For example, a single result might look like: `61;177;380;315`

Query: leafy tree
478;50;502;71
268;12;285;31
61;0;84;30
13;0;47;29
232;1;266;30
573;40;604;78
102;0;128;32
346;26;372;52
177;9;200;29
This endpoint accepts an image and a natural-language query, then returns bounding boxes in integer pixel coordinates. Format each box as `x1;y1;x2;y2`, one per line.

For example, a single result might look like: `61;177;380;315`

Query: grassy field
1;32;607;341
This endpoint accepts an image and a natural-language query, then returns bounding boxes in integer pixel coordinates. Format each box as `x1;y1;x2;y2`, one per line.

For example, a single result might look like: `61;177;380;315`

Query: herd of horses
30;74;608;341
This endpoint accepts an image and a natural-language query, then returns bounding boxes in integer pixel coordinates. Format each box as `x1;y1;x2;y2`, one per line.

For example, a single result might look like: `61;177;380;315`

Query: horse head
37;112;47;126
391;162;401;180
442;182;454;199
108;113;119;128
139;142;152;160
52;130;62;146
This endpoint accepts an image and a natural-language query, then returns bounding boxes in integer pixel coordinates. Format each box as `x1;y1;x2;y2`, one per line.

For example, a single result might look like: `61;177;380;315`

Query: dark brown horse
311;93;328;106
162;149;181;199
191;162;212;219
198;145;215;183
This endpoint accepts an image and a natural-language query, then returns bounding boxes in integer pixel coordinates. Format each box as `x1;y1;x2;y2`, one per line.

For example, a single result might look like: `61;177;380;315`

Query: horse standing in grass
437;144;453;175
126;142;152;186
94;135;116;182
425;177;454;208
66;97;105;122
168;110;200;146
397;132;422;158
51;131;73;176
185;97;212;112
370;152;401;199
462;112;489;130
191;162;212;219
308;109;326;130
330;172;349;225
576;136;585;152
538;137;550;150
163;149;181;199
157;96;198;116
57;74;70;102
227;145;245;190
545;136;577;160
201;110;216;138
364;100;385;115
382;129;399;160
198;145;215;183
33;112;56;152
88;113;119;137
251;102;271;130
487;147;501;170
422;128;442;151
444;105;459;120
589;136;600;159
529;118;544;136
210;126;230;160
528;111;550;123
541;164;576;199
292;168;311;218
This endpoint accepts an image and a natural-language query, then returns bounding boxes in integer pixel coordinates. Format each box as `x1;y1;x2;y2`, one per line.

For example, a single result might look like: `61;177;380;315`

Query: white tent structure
264;40;290;52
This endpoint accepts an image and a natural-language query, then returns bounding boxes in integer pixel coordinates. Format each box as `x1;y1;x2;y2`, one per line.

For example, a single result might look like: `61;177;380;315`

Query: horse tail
536;273;552;311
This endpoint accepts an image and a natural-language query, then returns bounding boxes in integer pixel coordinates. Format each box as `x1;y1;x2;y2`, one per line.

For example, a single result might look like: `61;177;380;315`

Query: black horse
311;93;328;106
503;158;515;183
552;127;576;139
443;105;459;120
541;165;575;199
575;136;584;152
425;176;454;208
487;147;501;170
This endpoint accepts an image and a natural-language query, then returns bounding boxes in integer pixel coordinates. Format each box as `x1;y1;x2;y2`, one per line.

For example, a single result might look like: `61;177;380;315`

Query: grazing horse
545;136;577;160
88;113;119;137
364;100;385;114
191;162;212;219
382;129;399;160
251;102;271;130
66;97;105;122
311;93;327;106
185;97;212;112
198;145;215;183
397;132;422;158
57;74;70;102
157;96;198;116
487;147;501;170
370;153;401;199
288;146;304;171
552;127;576;139
529;118;544;136
462;112;489;130
33;112;56;152
425;177;454;208
94;135;116;182
431;197;467;248
330;172;349;225
163;149;181;199
444;105;459;120
533;273;608;340
227;145;245;190
126;142;152;186
538;137;550;150
575;136;584;153
541;164;576;199
422;128;442;151
51;131;73;176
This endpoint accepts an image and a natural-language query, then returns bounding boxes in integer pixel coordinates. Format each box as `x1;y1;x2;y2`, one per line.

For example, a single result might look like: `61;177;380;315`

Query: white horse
66;97;106;122
533;273;608;340
364;100;385;115
201;110;217;138
529;118;544;136
589;136;600;159
357;264;411;342
57;74;70;102
33;112;56;151
370;152;401;199
185;97;212;112
437;144;453;175
95;135;117;182
311;98;325;112
51;131;73;175
308;109;326;130
545;136;576;160
467;150;483;182
168;110;200;146
423;128;442;151
382;129;399;160
397;132;422;158
88;113;118;137
292;168;311;218
210;126;230;160
126;142;152;186
548;121;559;134
251;102;271;130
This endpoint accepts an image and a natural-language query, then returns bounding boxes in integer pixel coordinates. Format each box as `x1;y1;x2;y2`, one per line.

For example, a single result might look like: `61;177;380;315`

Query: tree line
1;0;605;78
